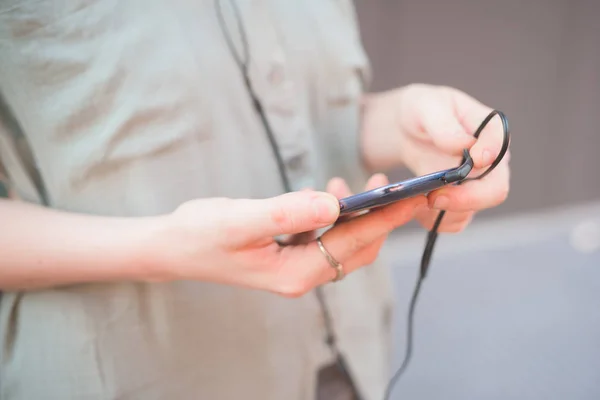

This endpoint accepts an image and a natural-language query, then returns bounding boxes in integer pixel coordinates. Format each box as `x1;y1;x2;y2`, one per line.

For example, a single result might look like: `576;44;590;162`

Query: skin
0;177;426;296
360;83;510;233
0;83;509;295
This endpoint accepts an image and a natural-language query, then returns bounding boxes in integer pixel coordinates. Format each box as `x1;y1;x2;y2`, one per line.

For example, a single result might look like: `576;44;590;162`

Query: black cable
214;0;345;365
314;284;342;357
383;277;422;400
214;0;292;193
215;2;511;399
384;110;510;400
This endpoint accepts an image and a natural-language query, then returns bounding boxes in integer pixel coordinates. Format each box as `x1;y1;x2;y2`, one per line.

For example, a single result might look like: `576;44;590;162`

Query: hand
155;175;425;297
361;83;510;232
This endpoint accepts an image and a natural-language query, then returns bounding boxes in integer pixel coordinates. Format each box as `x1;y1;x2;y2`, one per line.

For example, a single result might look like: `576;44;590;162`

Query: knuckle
346;232;367;254
449;191;469;211
222;223;245;241
465;195;479;211
275;281;310;298
416;216;434;230
267;255;302;298
439;223;462;233
270;201;296;233
378;205;399;226
379;205;409;230
270;258;313;299
353;244;382;268
459;192;480;211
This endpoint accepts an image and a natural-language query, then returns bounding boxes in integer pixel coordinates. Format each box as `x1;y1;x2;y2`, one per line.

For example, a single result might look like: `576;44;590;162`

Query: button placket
238;4;317;192
261;50;315;191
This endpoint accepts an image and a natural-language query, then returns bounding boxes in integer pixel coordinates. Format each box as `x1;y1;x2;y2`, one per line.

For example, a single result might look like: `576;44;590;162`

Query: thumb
230;191;340;241
418;98;475;155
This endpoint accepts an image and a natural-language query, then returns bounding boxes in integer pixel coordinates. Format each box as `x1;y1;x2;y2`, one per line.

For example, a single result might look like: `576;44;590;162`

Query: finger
327;178;356;224
316;194;426;264
449;90;506;169
342;233;388;273
272;194;425;297
441;213;474;233
466;115;506;169
276;196;422;294
330;175;395;272
417;95;476;156
317;194;424;279
428;160;510;212
282;179;360;247
414;207;474;233
365;173;389;191
292;232;390;290
270;233;387;297
326;177;352;199
327;173;389;200
330;174;390;224
285;193;422;263
231;191;340;241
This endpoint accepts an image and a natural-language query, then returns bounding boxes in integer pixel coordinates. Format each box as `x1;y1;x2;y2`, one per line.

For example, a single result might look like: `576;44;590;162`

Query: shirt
0;1;397;399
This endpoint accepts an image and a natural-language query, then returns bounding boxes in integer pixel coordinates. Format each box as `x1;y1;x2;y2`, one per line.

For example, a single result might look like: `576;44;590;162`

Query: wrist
128;213;188;283
138;206;226;284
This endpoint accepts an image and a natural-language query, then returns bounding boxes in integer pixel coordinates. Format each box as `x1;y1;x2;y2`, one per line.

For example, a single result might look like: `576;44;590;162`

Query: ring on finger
316;237;345;282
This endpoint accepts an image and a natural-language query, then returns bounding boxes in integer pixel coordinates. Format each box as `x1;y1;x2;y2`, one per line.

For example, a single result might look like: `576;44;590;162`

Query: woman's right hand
154;174;426;297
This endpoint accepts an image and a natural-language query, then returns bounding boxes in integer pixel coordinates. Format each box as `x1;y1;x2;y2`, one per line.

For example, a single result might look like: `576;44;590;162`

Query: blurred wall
354;0;600;218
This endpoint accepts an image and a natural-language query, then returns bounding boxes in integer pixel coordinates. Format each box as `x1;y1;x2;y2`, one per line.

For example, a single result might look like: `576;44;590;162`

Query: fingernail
482;149;493;165
432;196;449;210
313;195;340;222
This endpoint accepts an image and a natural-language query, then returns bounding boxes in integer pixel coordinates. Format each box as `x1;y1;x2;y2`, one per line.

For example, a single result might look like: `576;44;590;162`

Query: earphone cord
215;1;511;399
384;110;510;399
214;0;344;364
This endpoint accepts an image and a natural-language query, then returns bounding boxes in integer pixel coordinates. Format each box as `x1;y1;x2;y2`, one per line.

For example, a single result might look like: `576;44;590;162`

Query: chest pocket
307;0;372;192
0;0;213;197
318;0;371;107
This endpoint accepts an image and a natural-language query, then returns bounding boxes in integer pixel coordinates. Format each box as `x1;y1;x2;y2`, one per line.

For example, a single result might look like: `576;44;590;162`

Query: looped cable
384;109;511;400
461;110;510;182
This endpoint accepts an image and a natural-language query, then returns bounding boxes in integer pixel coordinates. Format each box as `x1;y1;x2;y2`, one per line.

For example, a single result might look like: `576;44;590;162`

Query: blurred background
354;1;600;399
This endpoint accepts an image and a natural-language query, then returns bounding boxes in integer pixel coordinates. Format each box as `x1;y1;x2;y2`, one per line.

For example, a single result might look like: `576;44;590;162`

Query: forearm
0;199;165;291
359;89;407;172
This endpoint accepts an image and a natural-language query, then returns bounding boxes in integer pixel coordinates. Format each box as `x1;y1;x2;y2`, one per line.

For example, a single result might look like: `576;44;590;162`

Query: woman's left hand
360;83;510;233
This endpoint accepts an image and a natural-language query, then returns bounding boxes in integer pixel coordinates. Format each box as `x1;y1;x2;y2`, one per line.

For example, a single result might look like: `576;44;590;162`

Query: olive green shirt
0;1;396;399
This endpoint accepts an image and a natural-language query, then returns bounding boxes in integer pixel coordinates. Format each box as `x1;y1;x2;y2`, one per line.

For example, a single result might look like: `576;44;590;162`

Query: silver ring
316;237;345;282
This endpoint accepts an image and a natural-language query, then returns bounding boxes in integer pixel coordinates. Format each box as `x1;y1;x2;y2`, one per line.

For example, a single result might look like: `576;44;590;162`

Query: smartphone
338;149;473;217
